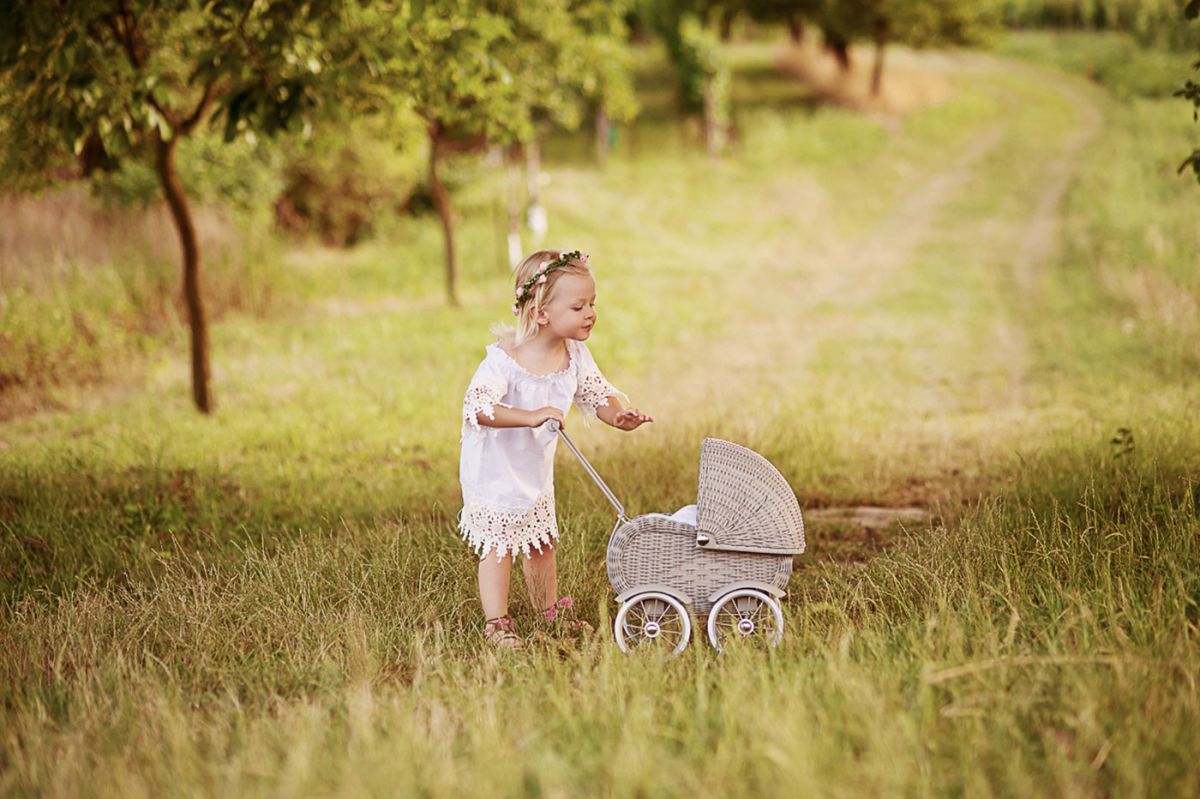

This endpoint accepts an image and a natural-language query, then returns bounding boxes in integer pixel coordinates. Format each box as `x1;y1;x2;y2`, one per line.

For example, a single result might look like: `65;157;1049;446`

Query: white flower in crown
511;303;519;316
537;274;547;284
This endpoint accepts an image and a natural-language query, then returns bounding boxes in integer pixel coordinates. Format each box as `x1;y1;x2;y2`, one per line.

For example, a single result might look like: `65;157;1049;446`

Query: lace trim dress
458;338;627;561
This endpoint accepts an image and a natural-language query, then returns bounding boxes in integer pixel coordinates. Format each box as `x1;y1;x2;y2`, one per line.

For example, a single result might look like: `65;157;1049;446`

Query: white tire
706;589;784;652
614;592;691;656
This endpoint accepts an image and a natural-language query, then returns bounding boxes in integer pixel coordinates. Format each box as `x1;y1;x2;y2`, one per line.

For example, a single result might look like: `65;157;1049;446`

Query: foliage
0;1;373;189
637;0;731;148
998;29;1187;98
569;1;641;124
642;5;716;115
392;0;637;144
88;129;284;212
274;108;426;246
677;14;731;124
818;0;998;50
998;0;1200;50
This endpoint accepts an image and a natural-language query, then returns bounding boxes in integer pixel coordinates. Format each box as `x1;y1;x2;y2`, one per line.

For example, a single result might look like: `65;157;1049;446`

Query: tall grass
0;189;286;413
2;438;1195;796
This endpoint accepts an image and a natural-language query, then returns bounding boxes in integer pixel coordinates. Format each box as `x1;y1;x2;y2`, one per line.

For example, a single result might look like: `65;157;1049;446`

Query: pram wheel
614;592;691;656
706;589;784;652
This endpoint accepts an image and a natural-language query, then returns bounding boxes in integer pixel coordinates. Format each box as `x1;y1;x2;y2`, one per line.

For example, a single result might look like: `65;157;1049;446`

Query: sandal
541;596;594;634
483;615;524;650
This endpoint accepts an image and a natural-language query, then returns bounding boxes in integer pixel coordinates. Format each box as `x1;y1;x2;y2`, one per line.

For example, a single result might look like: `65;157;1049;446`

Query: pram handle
545;419;627;522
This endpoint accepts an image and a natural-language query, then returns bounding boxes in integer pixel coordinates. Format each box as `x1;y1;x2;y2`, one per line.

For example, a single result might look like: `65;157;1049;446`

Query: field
2;32;1199;796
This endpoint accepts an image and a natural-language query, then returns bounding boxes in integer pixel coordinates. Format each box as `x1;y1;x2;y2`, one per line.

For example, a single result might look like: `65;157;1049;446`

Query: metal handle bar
545;419;627;521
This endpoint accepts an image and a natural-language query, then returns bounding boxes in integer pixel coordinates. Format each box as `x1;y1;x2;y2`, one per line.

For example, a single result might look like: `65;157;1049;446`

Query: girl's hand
612;408;653;431
527;406;566;429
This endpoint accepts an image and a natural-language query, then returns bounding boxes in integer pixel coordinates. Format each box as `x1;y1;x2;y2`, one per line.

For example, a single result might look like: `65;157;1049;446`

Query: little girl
458;249;653;649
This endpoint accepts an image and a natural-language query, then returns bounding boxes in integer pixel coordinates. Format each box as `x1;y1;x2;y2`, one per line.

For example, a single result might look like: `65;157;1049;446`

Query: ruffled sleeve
572;341;628;420
462;349;511;437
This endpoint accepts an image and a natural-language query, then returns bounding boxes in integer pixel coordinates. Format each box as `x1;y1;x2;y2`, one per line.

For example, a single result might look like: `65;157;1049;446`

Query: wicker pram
550;421;805;654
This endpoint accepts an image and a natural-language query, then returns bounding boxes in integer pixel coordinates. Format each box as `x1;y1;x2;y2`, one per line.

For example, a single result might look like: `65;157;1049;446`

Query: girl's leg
478;552;515;619
522;545;557;611
524;544;592;633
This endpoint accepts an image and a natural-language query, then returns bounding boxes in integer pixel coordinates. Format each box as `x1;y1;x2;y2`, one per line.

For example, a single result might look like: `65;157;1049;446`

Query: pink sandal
542;596;594;634
483;615;524;649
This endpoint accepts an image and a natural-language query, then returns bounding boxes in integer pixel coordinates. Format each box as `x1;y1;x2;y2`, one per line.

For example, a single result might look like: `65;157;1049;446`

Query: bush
273;111;426;247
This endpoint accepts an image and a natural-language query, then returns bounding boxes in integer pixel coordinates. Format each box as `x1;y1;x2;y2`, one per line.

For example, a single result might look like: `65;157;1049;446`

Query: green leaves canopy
818;0;997;49
397;0;636;142
0;0;378;190
0;0;637;185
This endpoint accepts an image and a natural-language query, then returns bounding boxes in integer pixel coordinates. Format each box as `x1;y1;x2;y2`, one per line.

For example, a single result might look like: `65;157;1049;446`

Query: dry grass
0;188;242;290
0;188;287;417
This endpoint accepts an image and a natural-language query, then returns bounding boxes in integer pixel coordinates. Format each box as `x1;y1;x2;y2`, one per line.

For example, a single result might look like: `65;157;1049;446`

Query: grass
1;33;1199;797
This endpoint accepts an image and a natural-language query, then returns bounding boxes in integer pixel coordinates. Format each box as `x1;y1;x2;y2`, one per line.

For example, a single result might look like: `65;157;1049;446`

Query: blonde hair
491;249;593;347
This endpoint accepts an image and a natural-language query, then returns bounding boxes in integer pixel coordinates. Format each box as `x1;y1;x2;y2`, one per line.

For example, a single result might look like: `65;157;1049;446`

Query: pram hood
695;438;806;555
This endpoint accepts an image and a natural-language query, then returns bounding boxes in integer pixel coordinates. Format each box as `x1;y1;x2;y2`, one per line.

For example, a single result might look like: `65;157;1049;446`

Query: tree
0;0;377;413
639;0;732;154
492;1;637;258
816;0;995;96
397;5;532;307
561;1;639;165
395;0;636;304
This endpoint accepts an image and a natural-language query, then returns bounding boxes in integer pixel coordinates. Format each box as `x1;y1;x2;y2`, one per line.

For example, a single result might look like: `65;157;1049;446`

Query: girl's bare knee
525;545;556;566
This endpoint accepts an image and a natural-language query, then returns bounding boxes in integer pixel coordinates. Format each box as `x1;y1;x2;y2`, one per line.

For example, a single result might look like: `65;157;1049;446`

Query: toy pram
548;421;805;654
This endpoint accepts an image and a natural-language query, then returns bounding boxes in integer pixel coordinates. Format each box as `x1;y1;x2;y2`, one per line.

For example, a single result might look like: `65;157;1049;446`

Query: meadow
1;32;1198;797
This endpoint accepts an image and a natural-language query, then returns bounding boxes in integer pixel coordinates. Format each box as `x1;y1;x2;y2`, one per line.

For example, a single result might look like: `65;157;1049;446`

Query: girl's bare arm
595;396;653;431
477;405;565;429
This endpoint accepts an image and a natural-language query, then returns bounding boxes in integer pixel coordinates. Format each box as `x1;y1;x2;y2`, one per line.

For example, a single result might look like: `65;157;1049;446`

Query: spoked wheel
706;589;784;652
614;592;691;656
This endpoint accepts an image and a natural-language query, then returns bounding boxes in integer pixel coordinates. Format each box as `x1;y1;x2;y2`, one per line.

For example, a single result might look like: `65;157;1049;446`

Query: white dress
458;338;626;561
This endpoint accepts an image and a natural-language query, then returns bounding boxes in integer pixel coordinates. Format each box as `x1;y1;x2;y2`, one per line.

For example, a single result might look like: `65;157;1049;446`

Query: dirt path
621;56;1104;427
1008;71;1104;294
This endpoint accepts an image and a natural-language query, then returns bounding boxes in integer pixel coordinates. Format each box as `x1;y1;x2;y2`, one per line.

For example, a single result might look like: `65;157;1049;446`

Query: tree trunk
702;81;726;156
594;106;611;167
155;132;212;414
870;26;888;97
506;146;523;268
428;124;459;306
525;136;547;244
786;15;804;44
826;35;852;72
718;9;734;42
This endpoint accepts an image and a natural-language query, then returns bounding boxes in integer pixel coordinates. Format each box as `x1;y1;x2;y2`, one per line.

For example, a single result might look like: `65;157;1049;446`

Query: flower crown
511;250;588;316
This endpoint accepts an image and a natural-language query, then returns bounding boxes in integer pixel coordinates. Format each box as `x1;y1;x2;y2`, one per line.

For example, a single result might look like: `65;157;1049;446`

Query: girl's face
537;272;596;341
